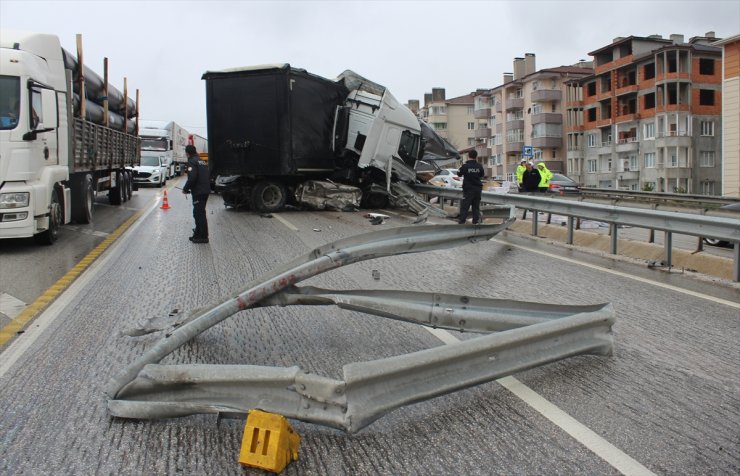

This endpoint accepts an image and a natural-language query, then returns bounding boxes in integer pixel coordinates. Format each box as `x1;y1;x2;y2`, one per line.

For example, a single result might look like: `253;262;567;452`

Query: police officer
515;159;527;191
457;149;485;224
536;161;553;193
182;145;210;243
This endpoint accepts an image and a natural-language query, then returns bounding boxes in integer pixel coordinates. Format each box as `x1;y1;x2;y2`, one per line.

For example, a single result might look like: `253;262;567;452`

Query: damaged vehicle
203;64;459;212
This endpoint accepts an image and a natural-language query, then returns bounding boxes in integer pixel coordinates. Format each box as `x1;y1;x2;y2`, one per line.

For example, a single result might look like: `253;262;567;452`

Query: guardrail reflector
239;409;300;473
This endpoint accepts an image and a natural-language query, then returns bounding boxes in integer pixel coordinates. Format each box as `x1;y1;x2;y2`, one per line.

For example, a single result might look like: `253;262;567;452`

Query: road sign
522;146;533;158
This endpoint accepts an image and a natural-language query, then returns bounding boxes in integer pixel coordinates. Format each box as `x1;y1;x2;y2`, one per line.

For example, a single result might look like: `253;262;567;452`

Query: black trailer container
203;65;353;210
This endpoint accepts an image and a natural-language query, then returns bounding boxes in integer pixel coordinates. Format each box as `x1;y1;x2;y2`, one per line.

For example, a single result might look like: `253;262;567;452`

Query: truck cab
0;32;69;242
139;126;175;178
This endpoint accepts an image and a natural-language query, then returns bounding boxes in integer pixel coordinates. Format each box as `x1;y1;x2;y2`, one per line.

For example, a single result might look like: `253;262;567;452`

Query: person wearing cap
457;149;485;224
182;144;211;243
521;161;541;193
536;161;553;193
515;159;527;192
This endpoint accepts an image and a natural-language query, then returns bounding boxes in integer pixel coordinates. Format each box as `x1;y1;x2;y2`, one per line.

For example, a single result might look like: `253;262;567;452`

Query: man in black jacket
182;145;210;243
457;149;485;224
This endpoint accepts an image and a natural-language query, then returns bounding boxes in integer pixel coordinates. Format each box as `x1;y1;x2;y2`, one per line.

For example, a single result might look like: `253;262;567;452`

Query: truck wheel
122;172;130;202
109;171;123;205
35;188;62;245
125;171;134;198
72;174;94;224
251;181;287;212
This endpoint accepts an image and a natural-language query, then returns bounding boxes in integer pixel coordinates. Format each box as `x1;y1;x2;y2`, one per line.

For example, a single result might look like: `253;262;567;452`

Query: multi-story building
474;54;594;180
416;89;475;153
712;34;740;198
574;33;723;193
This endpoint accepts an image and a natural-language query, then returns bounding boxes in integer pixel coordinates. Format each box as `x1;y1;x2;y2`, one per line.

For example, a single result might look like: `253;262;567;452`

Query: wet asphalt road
0;186;738;475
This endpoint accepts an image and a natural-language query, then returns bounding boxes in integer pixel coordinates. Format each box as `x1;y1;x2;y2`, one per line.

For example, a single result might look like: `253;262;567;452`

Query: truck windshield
141;138;168;151
140;156;161;167
0;76;21;130
397;130;420;166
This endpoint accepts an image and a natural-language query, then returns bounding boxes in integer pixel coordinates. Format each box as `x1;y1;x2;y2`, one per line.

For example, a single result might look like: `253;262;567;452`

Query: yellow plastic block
239;409;301;473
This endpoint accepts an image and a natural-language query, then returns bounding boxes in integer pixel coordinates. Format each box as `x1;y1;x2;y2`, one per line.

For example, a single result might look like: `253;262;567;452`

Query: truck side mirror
40;89;58;130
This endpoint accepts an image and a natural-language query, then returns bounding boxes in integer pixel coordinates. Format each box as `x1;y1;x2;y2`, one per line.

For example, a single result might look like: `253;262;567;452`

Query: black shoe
191;237;209;244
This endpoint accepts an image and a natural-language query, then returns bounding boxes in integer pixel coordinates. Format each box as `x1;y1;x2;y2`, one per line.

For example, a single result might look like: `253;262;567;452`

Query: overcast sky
2;0;738;137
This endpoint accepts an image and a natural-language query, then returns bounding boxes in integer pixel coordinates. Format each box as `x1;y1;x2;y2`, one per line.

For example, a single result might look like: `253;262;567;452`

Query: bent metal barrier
106;219;616;433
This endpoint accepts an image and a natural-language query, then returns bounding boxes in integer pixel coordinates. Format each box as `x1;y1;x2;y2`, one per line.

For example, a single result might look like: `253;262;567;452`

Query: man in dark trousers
457;149;485;224
182;145;210;243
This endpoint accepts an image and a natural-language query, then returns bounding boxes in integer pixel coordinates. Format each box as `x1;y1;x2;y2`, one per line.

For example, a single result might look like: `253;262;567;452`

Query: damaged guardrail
107;218;616;433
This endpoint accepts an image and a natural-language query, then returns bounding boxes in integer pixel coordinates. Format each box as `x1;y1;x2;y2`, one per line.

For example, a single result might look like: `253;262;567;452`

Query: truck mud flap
107;219;615;433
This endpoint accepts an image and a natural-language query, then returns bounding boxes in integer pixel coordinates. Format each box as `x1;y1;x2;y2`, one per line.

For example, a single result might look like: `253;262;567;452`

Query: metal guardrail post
665;232;673;268
567;216;575;245
734;244;740;282
532;210;539;236
609;223;618;255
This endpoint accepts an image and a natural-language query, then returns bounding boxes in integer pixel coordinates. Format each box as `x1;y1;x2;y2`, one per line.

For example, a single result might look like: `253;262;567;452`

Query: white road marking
272;213;299;231
0;293;26;320
425;326;656;476
495;239;740;309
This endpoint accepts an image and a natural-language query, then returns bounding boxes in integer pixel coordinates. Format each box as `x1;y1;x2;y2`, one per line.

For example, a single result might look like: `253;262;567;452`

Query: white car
133;155;168;187
430;168;463;187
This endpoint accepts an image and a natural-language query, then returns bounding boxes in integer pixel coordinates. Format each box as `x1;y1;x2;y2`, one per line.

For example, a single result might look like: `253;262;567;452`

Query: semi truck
203;64;458;212
138;120;189;178
0;31;140;244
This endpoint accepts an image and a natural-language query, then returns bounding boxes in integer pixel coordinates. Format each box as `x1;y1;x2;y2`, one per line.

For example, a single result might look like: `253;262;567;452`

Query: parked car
435;168;463;187
547;173;581;194
429;174;462;188
704;202;740;247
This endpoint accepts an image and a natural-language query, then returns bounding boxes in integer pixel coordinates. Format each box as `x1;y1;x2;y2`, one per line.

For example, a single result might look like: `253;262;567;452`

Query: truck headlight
0;192;30;209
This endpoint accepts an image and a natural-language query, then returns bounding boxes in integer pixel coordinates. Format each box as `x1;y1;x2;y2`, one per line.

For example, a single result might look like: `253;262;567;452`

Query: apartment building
712;34;740;198
416;88;475;152
473;54;594;179
573;33;723;194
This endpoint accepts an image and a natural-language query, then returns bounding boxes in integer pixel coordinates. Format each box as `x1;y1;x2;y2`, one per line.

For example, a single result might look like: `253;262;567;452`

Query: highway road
1;182;738;475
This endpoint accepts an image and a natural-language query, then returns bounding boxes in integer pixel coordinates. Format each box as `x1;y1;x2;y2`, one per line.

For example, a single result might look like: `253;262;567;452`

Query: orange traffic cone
160;189;171;210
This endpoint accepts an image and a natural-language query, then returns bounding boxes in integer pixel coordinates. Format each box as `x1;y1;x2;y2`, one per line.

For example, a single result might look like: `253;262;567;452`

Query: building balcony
596;118;612;127
474;127;491;139
506;97;524;110
531;113;562;125
532;136;562;148
496;123;503;134
655;134;692;148
495;144;503;155
656;72;691;82
506;119;524;130
615;138;639;152
531;89;562;102
505;141;524;153
656;104;690;113
475;144;491;158
615;84;639;96
474;108;491;119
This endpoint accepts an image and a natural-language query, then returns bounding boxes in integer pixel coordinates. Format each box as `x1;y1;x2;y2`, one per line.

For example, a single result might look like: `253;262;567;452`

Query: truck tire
125;170;133;199
35;188;62;245
251;181;287;212
109;171;123;205
121;172;130;202
72;174;94;224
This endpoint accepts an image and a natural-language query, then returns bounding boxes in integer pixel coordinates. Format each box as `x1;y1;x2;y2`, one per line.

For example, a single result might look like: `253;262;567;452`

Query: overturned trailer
203;64;458;212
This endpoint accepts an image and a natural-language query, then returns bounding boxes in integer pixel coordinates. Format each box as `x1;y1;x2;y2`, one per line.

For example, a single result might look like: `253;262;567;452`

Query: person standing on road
515;159;527;191
182;145;210;243
521;161;541;193
536;161;553;193
457;149;485;224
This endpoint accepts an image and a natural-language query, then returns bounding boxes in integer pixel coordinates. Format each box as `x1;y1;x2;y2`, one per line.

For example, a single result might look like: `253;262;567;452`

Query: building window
643;181;656;192
533;148;543;161
587;159;597;173
644;152;655;168
643;63;655;80
700;151;715;167
699;58;715;75
467;106;474;115
629;155;638;170
588;134;596;147
587;108;597;122
644;122;655;139
700;181;715;195
669;154;678;167
551;148;557;159
432;122;447;130
700;121;714;136
468;122;475;130
699;89;715;106
643;92;655;110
